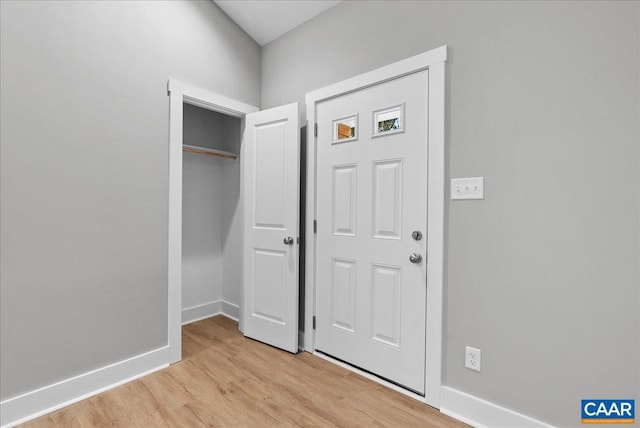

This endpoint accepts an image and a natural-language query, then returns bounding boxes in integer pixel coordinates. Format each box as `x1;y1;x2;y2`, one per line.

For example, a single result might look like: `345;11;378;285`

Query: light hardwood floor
22;316;467;427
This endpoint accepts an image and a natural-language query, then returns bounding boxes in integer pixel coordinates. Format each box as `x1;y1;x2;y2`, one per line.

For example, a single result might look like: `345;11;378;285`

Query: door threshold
313;351;430;406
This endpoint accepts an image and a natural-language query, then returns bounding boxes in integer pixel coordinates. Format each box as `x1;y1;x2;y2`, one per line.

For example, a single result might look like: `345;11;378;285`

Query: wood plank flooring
22;316;467;427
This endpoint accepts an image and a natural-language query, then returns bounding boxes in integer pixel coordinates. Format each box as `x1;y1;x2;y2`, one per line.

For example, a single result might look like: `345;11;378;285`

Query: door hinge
313;316;316;329
296;237;300;245
314;123;318;137
313;220;317;234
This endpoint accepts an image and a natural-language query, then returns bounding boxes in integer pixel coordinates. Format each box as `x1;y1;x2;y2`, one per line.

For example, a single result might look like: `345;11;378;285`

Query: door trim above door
167;79;258;364
304;45;447;408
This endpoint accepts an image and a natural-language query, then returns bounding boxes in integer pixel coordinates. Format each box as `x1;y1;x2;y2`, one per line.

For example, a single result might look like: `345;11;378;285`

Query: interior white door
315;71;428;394
243;103;299;353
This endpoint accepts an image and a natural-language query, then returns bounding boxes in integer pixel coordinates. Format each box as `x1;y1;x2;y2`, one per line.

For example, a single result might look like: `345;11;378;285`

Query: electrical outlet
451;177;484;200
465;346;481;372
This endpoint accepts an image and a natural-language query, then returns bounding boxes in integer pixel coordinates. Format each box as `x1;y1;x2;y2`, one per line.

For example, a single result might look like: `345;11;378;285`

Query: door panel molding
304;46;447;408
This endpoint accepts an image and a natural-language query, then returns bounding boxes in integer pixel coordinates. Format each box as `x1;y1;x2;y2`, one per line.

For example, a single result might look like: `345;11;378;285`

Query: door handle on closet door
283;237;294;245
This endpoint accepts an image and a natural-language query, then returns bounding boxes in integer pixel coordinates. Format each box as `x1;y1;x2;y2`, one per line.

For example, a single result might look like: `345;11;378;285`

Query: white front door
243;103;299;353
315;71;428;394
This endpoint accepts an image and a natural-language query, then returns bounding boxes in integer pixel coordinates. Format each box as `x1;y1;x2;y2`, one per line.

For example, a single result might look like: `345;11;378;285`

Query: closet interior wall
182;103;242;323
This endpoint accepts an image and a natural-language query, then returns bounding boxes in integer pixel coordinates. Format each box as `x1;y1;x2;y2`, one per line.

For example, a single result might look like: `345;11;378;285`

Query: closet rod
183;144;237;160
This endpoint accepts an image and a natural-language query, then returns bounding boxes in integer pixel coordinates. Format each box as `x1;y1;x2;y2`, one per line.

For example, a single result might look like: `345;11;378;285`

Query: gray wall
261;1;640;426
182;152;224;312
0;0;260;400
183;103;241;152
182;156;243;313
182;104;243;314
221;158;243;309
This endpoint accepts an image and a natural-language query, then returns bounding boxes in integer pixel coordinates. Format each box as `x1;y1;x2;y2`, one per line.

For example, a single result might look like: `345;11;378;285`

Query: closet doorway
167;80;300;364
182;103;243;328
167;81;258;363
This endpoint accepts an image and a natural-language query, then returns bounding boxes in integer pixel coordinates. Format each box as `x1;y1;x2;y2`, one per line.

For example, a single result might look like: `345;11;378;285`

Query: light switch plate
451;177;484;200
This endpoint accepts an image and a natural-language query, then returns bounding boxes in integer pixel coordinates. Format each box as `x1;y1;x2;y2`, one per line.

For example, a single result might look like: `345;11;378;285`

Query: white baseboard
182;300;223;325
0;346;172;428
2;302;241;427
440;386;554;428
182;300;239;325
221;301;239;321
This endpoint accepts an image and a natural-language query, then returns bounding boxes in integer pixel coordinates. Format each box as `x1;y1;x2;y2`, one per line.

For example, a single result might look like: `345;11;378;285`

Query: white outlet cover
465;346;481;372
451;177;484;200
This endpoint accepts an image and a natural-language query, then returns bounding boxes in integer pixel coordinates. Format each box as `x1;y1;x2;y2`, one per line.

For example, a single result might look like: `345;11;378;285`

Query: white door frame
303;46;447;407
167;79;258;363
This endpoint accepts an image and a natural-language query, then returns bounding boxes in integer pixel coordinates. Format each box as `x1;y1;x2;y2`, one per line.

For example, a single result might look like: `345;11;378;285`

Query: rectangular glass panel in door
315;71;428;394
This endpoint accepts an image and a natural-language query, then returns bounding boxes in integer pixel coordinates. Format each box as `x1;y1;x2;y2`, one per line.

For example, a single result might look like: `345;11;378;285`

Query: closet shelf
183;144;237;160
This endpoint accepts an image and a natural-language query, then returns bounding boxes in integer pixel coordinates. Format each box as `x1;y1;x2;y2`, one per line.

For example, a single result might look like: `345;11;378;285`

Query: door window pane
373;104;405;137
332;115;358;143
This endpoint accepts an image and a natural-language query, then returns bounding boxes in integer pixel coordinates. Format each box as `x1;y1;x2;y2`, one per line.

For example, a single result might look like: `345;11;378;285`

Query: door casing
304;45;447;407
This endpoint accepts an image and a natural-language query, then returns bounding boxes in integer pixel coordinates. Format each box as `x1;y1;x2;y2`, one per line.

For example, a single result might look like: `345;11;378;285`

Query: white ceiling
214;0;342;46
